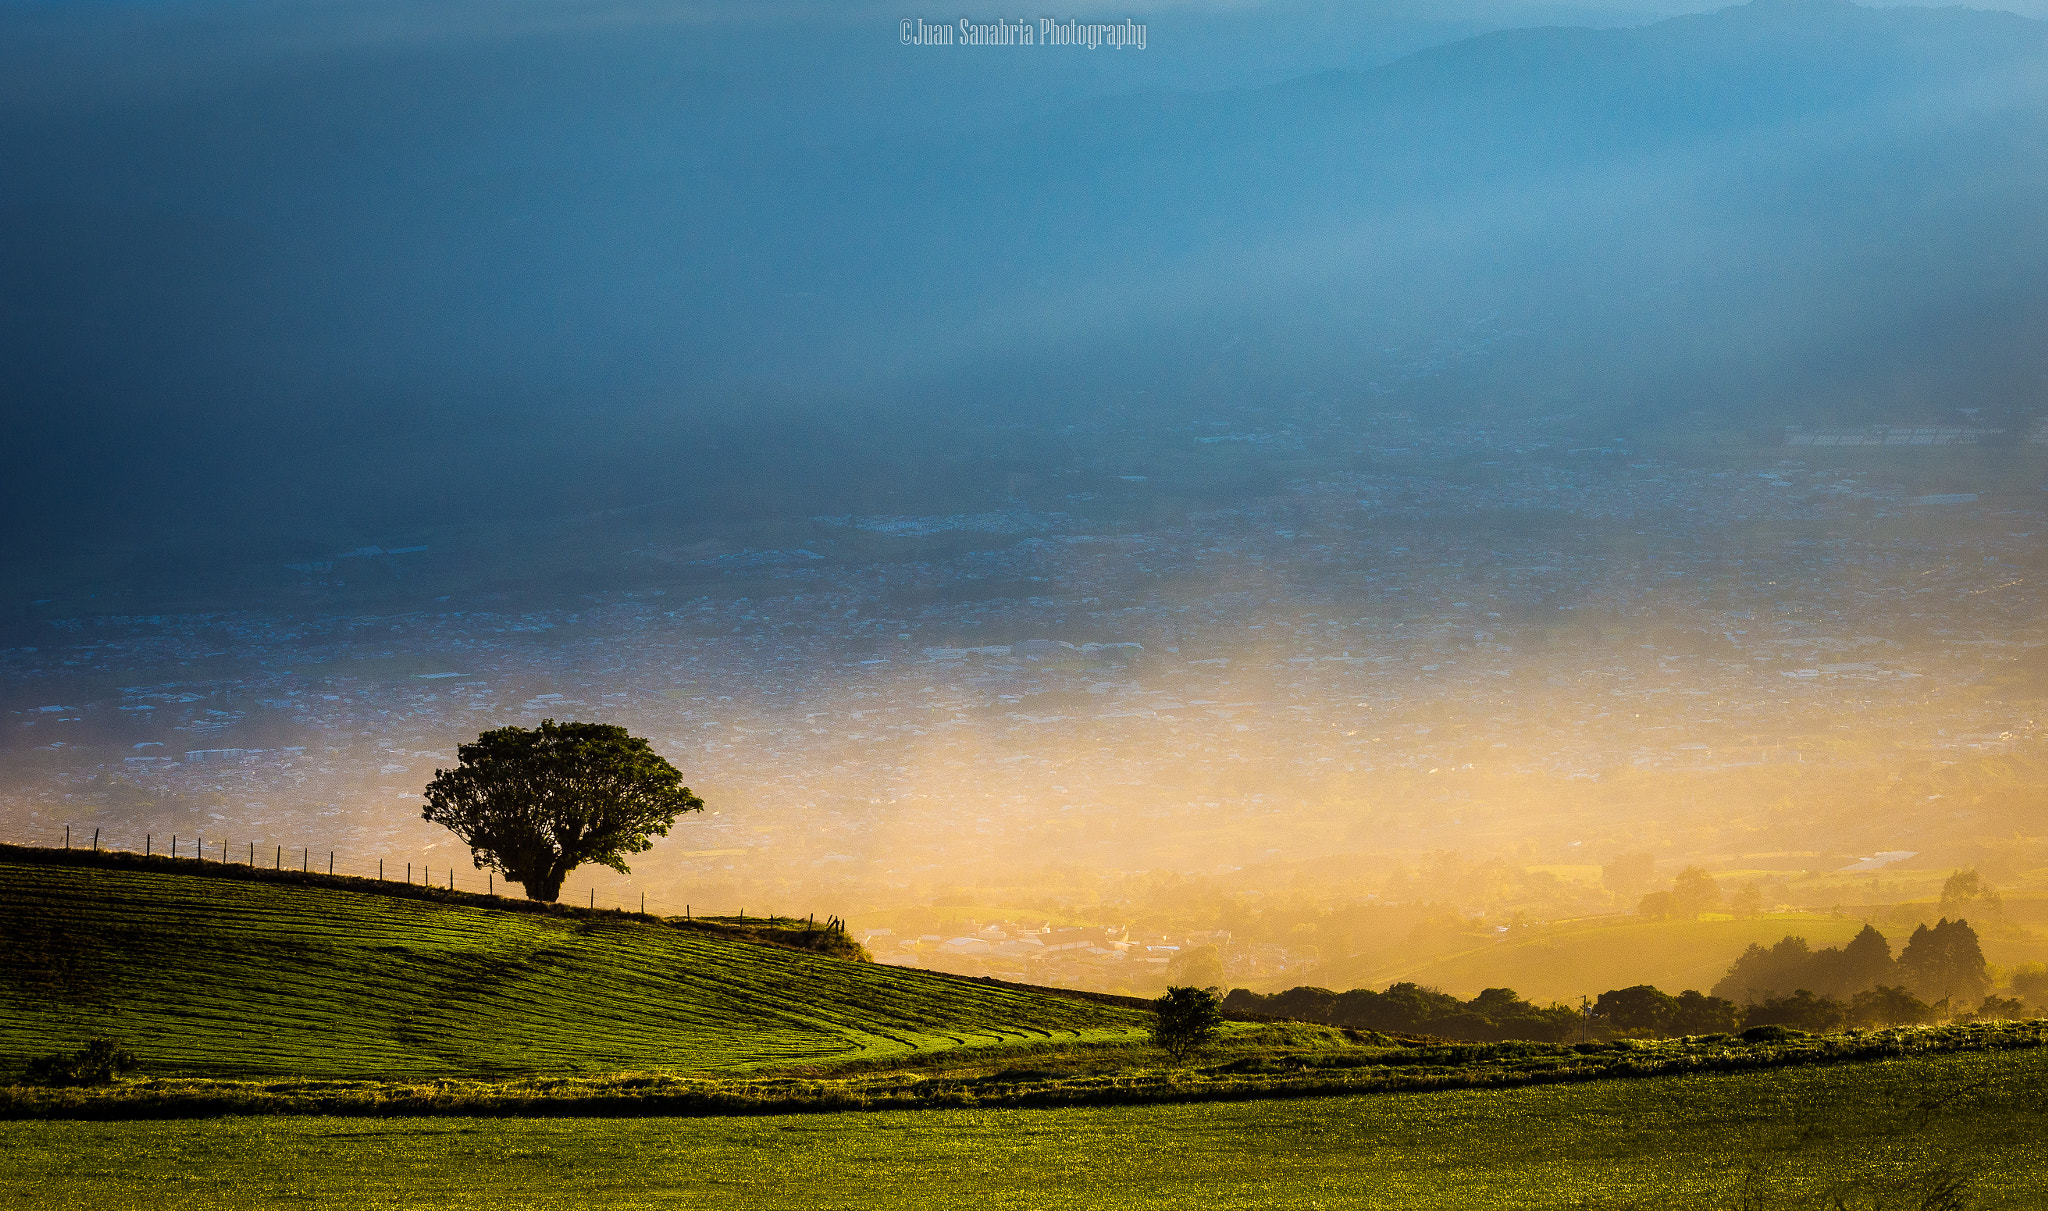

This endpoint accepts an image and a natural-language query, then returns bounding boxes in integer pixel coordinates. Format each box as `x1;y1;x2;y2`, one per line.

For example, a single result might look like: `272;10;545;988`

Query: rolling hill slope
0;857;1144;1079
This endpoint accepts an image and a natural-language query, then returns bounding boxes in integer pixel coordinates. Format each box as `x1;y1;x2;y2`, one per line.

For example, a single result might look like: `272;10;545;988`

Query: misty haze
4;0;2048;1203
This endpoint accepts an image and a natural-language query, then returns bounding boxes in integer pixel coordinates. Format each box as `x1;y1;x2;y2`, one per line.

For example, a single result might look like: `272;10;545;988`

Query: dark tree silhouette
1594;984;1678;1032
1152;986;1224;1062
1836;924;1897;994
422;719;703;901
1714;925;1897;1004
1669;989;1741;1035
1898;918;1990;1011
1221;984;1580;1042
1742;989;1848;1032
1851;985;1931;1027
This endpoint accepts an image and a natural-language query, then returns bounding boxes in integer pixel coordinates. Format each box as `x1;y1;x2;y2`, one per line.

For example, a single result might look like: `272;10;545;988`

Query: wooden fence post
65;825;70;850
329;852;334;875
276;844;281;870
146;835;151;857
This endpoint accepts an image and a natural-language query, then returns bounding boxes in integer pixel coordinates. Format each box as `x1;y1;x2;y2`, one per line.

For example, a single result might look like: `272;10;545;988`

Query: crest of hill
0;852;1145;1080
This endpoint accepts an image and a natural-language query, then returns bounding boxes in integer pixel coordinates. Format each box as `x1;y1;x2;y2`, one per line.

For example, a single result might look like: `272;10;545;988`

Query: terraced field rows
0;863;1145;1077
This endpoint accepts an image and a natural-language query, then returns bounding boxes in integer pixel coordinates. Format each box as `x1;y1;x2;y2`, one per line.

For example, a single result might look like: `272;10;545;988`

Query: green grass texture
5;1044;2045;1209
0;861;1144;1079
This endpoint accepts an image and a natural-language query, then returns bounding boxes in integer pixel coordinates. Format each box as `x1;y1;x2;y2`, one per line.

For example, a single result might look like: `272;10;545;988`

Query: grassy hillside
1316;912;1872;1002
7;1044;2046;1208
0;858;1144;1079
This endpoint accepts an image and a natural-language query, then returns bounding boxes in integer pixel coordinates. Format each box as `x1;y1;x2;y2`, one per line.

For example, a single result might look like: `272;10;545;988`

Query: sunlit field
0;857;1140;1078
7;1046;2045;1210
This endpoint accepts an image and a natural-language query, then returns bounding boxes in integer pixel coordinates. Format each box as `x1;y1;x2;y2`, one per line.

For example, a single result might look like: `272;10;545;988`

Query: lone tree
1152;985;1224;1063
423;719;703;901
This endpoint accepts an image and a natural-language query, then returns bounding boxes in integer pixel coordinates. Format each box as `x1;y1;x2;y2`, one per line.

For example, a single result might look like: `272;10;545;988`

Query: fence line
23;823;826;927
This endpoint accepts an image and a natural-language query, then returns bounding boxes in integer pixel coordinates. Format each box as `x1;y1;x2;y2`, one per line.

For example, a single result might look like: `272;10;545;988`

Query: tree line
1712;920;2005;1014
1222;918;2032;1040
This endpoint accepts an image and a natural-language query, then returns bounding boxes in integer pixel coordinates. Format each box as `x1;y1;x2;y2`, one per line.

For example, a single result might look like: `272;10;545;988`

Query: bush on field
24;1037;139;1086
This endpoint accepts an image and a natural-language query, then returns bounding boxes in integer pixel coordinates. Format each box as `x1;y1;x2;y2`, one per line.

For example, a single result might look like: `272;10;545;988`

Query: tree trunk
517;866;568;901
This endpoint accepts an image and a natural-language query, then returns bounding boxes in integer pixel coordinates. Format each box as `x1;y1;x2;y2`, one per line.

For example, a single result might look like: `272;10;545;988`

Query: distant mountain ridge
871;0;2048;242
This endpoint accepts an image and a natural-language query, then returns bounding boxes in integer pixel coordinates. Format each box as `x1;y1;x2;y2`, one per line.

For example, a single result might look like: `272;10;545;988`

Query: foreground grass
5;1045;2046;1209
8;1021;2041;1120
0;859;1142;1077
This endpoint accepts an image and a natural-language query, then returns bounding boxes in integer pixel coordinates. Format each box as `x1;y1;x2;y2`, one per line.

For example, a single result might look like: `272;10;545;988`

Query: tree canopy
1669;866;1724;917
1713;925;1895;1004
1594;984;1678;1032
1938;869;2002;919
1152;986;1224;1063
1898;918;1990;1010
422;719;704;901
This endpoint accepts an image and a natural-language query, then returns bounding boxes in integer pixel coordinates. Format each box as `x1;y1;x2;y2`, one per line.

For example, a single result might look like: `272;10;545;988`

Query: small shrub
24;1037;139;1086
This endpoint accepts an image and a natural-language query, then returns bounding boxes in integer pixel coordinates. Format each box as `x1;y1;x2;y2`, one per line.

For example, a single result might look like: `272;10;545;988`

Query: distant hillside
0;857;1144;1079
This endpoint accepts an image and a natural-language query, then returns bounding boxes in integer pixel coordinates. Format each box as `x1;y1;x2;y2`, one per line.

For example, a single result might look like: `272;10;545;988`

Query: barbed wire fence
17;821;840;931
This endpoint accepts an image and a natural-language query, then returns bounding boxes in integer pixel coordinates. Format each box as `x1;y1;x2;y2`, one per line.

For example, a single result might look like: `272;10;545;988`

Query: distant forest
1224;917;2039;1040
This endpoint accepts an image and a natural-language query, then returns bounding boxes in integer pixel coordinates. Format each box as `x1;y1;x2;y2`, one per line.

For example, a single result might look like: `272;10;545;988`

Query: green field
10;852;2048;1209
6;1044;2046;1209
1321;912;1874;1003
0;859;1143;1078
